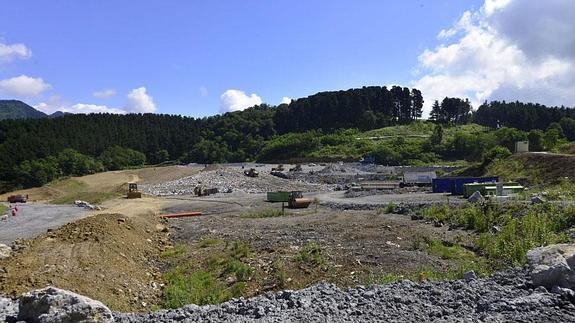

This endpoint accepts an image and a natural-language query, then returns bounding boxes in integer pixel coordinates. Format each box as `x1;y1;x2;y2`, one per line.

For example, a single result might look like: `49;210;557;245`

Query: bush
99;146;146;170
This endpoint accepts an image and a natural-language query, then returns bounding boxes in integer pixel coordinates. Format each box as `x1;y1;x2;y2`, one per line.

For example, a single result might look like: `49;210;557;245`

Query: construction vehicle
271;164;284;171
288;191;312;208
194;186;219;196
289;164;302;172
7;194;27;203
244;168;259;177
127;183;142;199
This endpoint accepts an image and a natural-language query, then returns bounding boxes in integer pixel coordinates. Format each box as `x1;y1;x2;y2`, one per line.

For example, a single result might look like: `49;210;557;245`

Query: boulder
17;287;114;323
527;244;575;290
0;297;18;322
531;195;547;204
0;243;11;260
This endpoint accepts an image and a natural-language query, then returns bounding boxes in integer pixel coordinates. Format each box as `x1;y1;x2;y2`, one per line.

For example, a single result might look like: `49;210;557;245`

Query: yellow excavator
127;183;142;199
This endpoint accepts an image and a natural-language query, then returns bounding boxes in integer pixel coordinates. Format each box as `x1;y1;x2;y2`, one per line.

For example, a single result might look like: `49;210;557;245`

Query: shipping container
266;191;291;202
402;171;436;186
432;177;499;195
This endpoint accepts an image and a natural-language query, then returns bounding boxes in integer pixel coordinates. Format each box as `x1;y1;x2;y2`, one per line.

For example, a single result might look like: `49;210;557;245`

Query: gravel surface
0;203;90;245
113;268;575;322
140;168;328;196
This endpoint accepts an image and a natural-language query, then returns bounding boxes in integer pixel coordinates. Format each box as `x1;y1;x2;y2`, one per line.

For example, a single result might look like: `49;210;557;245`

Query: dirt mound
0;212;171;312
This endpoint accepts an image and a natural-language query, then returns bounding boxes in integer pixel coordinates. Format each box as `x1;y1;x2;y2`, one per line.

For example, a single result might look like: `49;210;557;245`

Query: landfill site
1;160;575;322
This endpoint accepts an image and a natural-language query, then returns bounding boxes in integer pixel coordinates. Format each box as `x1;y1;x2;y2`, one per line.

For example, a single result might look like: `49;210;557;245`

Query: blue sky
1;0;574;117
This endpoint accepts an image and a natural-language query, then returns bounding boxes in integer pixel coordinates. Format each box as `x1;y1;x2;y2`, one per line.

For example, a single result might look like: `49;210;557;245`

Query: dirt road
0;203;90;245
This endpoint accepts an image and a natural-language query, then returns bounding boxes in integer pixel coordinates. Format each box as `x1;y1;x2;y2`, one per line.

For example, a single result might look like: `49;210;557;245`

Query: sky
0;0;574;117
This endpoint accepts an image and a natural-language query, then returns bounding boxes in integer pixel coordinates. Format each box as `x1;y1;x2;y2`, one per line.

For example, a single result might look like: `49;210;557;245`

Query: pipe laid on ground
160;211;202;218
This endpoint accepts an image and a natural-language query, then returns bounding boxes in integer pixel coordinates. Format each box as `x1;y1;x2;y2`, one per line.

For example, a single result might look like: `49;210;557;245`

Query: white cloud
199;86;208;97
280;96;291;105
0;75;51;97
219;89;262;113
93;88;117;99
125;87;156;113
69;103;126;114
413;0;575;116
0;41;31;62
35;87;156;115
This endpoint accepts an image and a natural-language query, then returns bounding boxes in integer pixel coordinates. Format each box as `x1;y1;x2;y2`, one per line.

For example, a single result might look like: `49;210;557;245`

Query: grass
48;178;118;204
294;242;328;269
417;202;575;266
240;209;286;218
0;203;7;215
161;241;254;308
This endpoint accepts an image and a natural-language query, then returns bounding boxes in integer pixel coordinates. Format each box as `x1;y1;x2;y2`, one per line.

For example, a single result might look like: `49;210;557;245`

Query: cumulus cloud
413;0;575;116
0;75;51;97
125;87;156;113
0;41;31;62
220;89;262;113
35;87;156;115
92;88;117;99
280;96;292;105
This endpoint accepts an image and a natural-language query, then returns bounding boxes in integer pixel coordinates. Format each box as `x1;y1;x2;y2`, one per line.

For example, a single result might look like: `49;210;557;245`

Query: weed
271;259;288;288
240;209;285;218
223;259;253;282
294;242;327;268
0;203;7;215
161;244;187;259
197;238;220;248
230;241;250;259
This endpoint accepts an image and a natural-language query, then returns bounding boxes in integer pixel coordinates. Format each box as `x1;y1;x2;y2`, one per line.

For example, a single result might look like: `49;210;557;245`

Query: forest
0;85;574;192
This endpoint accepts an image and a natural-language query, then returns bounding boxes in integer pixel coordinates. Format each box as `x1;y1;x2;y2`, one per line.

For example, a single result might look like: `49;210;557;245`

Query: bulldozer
244;168;259;177
127;183;142;199
288;191;312;208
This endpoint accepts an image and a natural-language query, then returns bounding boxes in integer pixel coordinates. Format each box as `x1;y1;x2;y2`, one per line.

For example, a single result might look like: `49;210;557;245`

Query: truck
7;194;27;203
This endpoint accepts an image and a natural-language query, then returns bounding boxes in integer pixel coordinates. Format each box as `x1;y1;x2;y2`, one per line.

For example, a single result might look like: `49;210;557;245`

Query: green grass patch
197;238;221;248
0;203;7;215
51;191;117;205
417;202;575;266
294;242;328;269
162;240;254;308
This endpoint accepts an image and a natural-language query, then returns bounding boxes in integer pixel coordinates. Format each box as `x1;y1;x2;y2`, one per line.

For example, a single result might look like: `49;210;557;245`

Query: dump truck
127;183;142;199
244;168;259;177
288;191;312;208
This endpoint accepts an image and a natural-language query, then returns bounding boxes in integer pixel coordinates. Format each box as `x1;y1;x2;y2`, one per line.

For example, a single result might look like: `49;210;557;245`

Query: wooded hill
1;85;574;192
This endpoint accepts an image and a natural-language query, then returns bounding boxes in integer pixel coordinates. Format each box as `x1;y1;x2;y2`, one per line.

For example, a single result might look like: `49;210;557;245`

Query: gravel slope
114;268;575;322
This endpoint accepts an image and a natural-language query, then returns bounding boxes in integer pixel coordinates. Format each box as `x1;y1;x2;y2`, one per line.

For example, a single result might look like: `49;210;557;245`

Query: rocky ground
3;267;574;323
112;268;575;322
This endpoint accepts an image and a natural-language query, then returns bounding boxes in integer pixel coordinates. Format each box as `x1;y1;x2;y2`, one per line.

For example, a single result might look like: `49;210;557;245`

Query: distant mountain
49;111;70;118
0;100;47;120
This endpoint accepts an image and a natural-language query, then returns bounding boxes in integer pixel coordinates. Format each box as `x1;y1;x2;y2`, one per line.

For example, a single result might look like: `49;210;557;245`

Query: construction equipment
289;164;302;172
288;191;312;208
7;194;27;203
271;164;284;171
244;168;259;177
127;183;142;199
194;186;219;196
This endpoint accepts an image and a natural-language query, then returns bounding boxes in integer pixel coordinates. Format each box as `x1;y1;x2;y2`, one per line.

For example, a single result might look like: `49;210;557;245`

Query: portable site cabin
463;182;523;198
267;191;291;202
432;176;499;195
402;171;437;186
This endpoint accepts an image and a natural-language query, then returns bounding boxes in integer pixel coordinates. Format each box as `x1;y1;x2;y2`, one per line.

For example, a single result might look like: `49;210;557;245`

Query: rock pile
114;267;575;322
74;200;102;210
141;168;324;196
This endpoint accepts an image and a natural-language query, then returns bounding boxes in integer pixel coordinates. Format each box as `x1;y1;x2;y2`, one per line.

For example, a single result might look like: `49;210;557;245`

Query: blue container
432;177;499;195
432;178;453;193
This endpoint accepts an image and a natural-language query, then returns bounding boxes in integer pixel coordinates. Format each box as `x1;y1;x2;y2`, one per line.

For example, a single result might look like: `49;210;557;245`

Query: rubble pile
141;168;325;196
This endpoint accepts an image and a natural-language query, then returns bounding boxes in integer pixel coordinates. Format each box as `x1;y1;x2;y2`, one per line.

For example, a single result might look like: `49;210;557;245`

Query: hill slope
0;100;47;120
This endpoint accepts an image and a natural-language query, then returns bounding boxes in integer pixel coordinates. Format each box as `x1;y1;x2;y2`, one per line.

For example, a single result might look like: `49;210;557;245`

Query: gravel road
0;203;89;245
114;268;575;322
